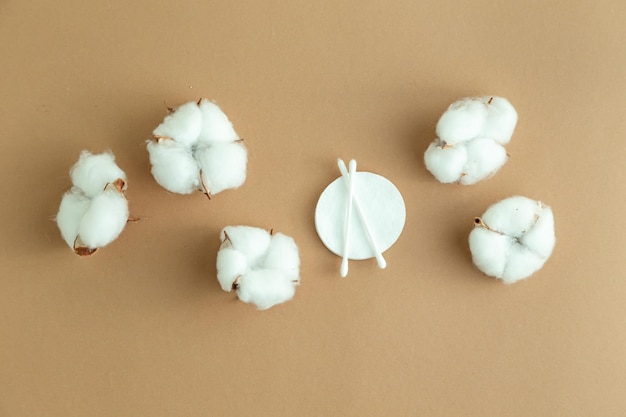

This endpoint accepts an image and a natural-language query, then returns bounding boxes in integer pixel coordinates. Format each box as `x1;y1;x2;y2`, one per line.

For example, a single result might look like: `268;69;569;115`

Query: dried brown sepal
235;138;244;143
269;228;274;236
222;231;231;243
199;170;212;199
73;236;97;257
164;101;175;114
153;135;174;143
488;97;494;105
113;178;126;193
231;275;241;291
127;216;146;223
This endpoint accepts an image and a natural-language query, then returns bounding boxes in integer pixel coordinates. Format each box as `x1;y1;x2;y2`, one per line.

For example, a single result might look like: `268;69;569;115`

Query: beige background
2;0;626;415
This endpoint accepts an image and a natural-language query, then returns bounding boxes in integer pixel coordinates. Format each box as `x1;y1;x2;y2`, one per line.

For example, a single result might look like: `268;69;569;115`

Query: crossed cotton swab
337;158;387;277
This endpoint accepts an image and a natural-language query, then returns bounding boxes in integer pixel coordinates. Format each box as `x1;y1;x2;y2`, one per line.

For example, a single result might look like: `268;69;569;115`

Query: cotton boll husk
70;150;126;198
436;98;488;145
196;142;247;195
236;269;296;310
459;138;507;185
519;205;555;258
423;140;468;183
78;187;129;249
197;100;239;144
220;226;272;267
480;96;518;145
56;188;91;249
146;140;200;194
153;101;202;147
262;233;300;277
482;196;542;237
469;227;510;278
216;247;249;292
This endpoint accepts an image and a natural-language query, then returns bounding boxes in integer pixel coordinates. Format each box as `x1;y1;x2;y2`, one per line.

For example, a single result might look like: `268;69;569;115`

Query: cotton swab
340;159;356;277
337;159;387;270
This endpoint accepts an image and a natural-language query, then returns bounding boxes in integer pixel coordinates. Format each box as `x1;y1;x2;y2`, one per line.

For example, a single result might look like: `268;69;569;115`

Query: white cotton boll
236;269;296;310
480;96;518;145
481;196;542;237
459;138;507;185
146;140;200;194
78;186;129;249
197;99;240;144
262;233;300;276
469;196;556;283
56;188;91;249
196;142;247;195
216;247;249;292
436;98;489;145
423;140;468;183
220;226;272;267
70;150;126;198
153;101;202;147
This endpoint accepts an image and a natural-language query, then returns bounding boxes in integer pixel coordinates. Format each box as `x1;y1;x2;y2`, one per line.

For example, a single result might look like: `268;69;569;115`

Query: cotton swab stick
340;159;356;277
337;159;387;269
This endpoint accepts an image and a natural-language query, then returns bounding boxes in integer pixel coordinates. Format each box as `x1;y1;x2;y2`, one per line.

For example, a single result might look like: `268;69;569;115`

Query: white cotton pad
216;247;249;292
70;150;127;198
216;226;300;310
425;95;517;185
469;196;555;284
146;140;200;194
236;269;296;310
197;99;240;144
56;187;91;248
77;185;129;249
152;101;202;147
196;142;247;195
315;171;405;260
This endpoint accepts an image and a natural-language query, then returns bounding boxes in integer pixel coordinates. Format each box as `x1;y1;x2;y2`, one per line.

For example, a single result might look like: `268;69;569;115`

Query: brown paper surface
1;1;625;415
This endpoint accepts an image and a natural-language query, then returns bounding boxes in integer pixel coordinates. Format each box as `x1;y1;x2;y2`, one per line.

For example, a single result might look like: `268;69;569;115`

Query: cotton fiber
216;226;300;310
424;96;517;184
469;196;555;284
56;151;129;256
147;99;247;197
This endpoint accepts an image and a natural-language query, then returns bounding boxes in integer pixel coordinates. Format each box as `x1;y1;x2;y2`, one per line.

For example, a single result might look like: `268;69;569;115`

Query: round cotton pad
315;172;405;260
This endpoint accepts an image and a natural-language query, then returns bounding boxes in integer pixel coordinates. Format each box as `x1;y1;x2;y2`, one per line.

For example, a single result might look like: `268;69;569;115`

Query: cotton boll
216;247;249;291
436;98;489;145
56;188;91;249
469;196;555;283
423;140;468;183
236;269;297;310
197;99;240;144
220;226;272;267
77;185;129;249
459;138;507;185
480;96;518;145
196;142;247;195
481;196;542;237
147;140;200;194
70;150;126;198
262;232;300;277
153;101;202;147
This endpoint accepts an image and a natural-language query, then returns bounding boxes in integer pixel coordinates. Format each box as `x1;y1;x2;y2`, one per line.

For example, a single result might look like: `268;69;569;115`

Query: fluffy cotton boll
424;140;468;184
70;150;126;198
216;247;249;292
469;196;556;283
262;233;300;277
153;101;202;147
146;140;200;194
459;138;507;185
196;142;247;195
197;99;240;145
56;188;91;249
436;98;489;145
480;96;518;145
220;226;272;267
77;185;129;250
236;269;297;310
